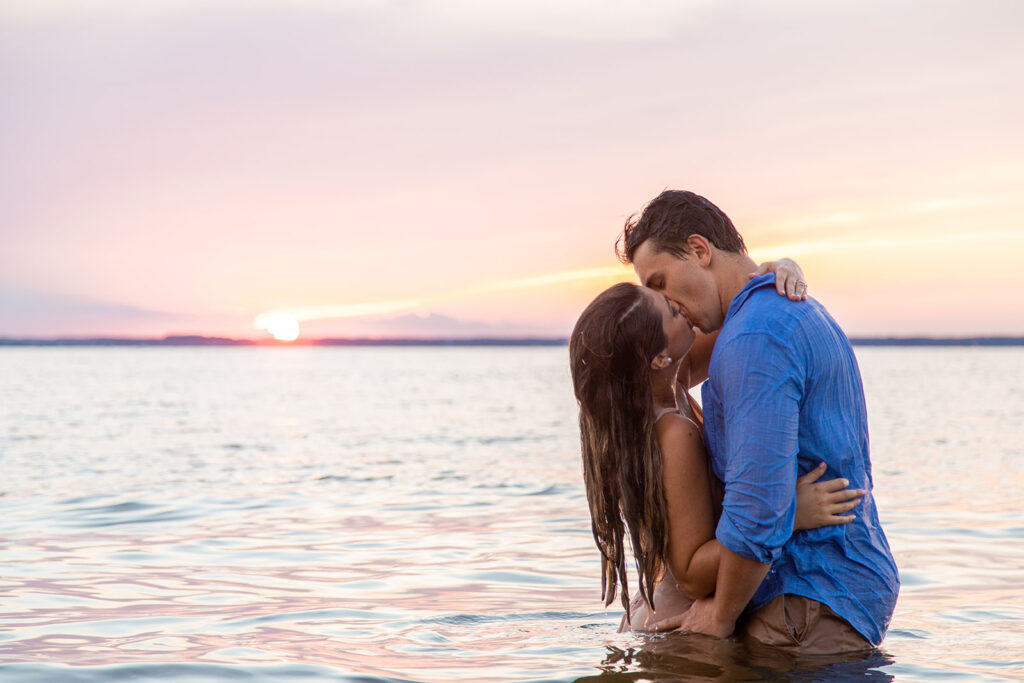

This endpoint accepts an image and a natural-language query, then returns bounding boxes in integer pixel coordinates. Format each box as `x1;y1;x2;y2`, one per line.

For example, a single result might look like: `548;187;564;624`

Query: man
619;190;898;653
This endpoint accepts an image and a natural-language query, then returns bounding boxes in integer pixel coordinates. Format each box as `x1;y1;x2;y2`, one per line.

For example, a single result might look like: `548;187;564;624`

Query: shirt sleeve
712;331;804;564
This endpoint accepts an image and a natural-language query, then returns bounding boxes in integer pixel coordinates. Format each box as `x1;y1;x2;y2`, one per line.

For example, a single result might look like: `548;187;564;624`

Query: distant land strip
849;337;1024;347
2;335;1024;347
0;335;567;347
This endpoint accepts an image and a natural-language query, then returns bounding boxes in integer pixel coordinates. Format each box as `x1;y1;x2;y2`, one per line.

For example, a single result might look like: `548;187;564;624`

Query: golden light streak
252;300;420;340
252;209;1024;338
905;196;999;214
250;267;633;333
779;212;865;229
750;227;1022;261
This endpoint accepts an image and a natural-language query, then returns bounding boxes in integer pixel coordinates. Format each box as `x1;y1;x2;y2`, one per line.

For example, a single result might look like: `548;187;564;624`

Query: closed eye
644;272;665;290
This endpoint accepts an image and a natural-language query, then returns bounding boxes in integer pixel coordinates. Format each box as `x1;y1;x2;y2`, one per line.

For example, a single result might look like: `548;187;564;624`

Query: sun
254;312;301;342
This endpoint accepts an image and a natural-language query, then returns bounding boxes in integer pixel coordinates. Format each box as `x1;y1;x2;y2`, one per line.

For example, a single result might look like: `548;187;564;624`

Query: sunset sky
2;0;1022;340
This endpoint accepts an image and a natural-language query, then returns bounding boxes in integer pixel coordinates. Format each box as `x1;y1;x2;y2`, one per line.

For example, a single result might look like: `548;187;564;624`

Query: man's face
632;239;722;333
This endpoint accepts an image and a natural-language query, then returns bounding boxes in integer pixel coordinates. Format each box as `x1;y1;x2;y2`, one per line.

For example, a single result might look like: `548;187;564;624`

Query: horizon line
3;334;1024;347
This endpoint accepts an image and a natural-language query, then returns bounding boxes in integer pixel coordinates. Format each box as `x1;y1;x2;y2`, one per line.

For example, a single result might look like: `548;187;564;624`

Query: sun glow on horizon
254;312;301;342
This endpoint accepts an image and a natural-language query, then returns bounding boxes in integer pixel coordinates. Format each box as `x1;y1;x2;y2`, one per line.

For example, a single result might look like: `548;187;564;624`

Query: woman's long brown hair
569;282;668;620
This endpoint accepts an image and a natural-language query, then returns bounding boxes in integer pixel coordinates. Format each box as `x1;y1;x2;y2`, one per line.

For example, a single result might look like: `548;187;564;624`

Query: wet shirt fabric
701;274;900;646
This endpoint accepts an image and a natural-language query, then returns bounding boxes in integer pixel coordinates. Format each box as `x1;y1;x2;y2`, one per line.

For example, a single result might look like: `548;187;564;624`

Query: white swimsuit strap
653;407;677;423
654;406;701;430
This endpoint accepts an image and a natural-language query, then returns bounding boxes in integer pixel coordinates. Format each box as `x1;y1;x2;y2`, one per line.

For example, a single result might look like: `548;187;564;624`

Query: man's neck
715;253;759;322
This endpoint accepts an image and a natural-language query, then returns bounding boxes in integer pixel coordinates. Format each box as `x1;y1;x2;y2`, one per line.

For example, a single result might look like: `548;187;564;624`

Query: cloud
299;311;560;338
4;1;1024;337
0;287;180;336
335;312;497;337
752;227;1023;260
468;266;631;292
286;300;422;321
904;196;1001;214
253;264;630;329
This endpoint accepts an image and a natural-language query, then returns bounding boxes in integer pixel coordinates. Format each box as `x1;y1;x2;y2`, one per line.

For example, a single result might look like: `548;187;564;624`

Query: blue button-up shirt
702;274;899;646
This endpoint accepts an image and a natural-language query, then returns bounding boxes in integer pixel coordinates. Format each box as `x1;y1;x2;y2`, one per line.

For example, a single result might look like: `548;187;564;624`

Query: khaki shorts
737;593;872;655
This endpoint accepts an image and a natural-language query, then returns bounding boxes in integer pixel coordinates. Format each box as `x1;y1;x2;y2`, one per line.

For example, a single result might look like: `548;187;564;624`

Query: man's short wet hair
616;190;747;264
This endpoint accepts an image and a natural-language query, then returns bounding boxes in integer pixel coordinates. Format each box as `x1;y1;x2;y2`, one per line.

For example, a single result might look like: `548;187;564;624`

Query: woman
568;264;864;632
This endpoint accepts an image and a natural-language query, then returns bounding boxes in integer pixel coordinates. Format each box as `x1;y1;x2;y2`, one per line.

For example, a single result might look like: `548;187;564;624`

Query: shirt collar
723;272;775;326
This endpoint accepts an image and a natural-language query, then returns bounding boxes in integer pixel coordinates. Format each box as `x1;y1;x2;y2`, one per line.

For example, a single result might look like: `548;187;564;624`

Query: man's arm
656;547;769;636
715;548;773;626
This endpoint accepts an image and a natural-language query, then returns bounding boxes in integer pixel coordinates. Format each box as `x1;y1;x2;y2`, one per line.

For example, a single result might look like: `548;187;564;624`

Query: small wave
463;570;568;585
221;443;274;452
419;610;594;626
224;607;400;627
888;628;930;640
477;435;549;444
472;482;528;490
57;494;112;506
315;474;394;483
59;500;202;528
523;484;567;496
77;501;158;514
0;662;373;682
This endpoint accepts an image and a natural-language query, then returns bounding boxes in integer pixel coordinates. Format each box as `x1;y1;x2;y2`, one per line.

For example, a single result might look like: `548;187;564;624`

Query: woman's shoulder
655;413;704;457
656;414;710;490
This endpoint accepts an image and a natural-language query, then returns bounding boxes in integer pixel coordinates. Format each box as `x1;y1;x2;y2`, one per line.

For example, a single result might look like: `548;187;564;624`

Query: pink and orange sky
2;1;1023;340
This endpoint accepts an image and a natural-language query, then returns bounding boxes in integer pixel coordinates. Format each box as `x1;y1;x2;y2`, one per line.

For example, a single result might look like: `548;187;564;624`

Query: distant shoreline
0;336;567;347
2;335;1024;347
850;337;1024;347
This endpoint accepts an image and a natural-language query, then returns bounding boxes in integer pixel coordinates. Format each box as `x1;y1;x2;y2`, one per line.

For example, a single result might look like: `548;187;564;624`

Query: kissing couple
570;190;899;654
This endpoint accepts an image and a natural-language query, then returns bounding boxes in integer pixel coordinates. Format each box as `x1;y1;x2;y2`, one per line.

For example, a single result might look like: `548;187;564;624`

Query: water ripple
1;347;1022;681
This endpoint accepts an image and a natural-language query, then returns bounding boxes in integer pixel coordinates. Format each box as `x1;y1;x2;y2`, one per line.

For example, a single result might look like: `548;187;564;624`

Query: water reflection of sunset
3;347;1022;681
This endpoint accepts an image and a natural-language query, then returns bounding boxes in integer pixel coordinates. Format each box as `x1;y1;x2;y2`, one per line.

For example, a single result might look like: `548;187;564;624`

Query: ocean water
0;346;1021;682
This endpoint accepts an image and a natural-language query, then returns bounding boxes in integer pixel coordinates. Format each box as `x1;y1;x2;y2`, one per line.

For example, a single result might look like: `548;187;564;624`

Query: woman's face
641;286;696;361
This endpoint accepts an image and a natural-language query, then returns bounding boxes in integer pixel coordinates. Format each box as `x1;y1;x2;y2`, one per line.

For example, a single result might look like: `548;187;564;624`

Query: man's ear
651;349;672;371
685;234;713;267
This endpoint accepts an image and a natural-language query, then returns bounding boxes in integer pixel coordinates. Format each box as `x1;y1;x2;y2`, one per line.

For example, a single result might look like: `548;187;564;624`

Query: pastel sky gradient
2;0;1023;339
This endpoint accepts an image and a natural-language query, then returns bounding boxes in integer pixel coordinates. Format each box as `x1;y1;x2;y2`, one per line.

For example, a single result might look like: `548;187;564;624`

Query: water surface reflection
581;635;895;682
1;347;1022;681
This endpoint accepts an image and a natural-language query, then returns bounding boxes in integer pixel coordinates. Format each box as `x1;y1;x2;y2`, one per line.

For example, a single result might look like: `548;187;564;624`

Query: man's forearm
713;546;771;630
660;545;771;637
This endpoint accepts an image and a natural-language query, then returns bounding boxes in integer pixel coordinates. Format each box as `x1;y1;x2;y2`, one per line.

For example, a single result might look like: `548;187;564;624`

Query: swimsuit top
653;391;704;430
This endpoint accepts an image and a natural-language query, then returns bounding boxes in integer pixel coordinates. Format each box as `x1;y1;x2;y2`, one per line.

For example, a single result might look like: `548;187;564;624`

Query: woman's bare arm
794;463;865;530
750;257;808;301
658;415;720;599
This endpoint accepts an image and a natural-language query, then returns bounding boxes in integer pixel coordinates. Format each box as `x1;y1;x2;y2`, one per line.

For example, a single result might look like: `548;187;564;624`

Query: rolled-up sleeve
712;332;803;564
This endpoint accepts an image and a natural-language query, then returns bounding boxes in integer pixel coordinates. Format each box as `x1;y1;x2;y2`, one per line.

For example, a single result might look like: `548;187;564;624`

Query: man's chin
694;315;724;335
